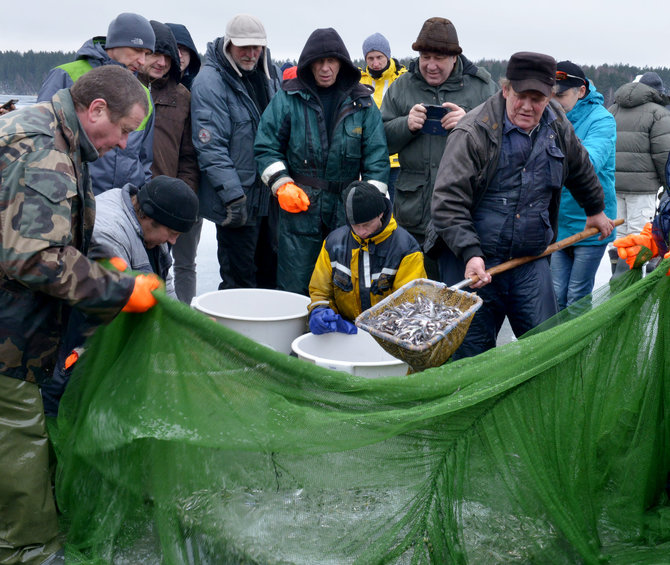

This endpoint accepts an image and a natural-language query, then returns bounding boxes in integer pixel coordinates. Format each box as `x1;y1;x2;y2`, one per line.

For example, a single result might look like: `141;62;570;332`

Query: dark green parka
381;56;498;241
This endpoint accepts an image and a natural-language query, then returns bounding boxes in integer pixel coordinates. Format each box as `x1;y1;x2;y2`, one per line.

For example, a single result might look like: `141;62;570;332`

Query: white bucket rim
193;288;310;322
291;332;406;368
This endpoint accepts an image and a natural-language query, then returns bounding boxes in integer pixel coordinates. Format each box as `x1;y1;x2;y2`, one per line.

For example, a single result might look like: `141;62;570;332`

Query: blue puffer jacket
37;38;155;195
557;83;617;245
191;38;281;224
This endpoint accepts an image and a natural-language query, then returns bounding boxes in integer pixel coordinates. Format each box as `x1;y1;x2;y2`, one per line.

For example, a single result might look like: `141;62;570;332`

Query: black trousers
216;212;278;290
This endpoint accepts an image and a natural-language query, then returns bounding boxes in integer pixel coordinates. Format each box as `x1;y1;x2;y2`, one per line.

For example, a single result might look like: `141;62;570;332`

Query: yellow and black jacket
360;58;406;168
308;202;426;321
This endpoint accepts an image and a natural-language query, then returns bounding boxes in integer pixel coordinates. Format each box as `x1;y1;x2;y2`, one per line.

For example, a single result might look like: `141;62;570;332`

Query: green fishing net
52;263;670;564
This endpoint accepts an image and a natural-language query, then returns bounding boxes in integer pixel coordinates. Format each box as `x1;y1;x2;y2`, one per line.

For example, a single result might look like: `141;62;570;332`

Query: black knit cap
411;17;462;56
344;181;387;225
506;51;556;97
138;176;199;233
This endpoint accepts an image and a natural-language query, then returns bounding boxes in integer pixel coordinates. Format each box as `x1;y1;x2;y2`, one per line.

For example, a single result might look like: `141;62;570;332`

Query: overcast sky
2;0;668;68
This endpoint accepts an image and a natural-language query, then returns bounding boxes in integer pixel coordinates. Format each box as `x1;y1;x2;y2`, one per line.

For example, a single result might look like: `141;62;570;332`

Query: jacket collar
52;89;99;163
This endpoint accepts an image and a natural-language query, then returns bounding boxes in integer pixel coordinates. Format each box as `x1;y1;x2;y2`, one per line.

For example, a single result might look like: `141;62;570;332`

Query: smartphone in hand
421;104;449;136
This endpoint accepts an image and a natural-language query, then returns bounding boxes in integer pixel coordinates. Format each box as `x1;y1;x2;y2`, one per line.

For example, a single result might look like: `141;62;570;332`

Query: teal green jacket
254;77;390;196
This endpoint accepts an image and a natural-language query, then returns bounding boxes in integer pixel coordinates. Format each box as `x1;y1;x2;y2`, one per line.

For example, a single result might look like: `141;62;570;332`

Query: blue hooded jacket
191;37;281;224
165;23;201;91
37;38;155;195
557;82;617;245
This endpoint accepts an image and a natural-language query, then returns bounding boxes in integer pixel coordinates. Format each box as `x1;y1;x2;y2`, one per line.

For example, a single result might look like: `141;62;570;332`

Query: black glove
220;195;248;228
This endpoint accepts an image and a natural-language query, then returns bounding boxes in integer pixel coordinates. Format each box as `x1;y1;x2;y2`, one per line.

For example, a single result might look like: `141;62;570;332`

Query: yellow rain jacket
308;205;426;321
360;58;406;168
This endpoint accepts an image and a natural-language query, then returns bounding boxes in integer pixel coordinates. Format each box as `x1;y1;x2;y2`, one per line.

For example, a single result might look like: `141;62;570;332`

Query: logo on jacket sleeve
198;128;212;144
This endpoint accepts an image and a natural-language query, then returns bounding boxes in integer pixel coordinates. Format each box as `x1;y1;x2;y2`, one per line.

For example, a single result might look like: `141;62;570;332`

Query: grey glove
220;195;248;228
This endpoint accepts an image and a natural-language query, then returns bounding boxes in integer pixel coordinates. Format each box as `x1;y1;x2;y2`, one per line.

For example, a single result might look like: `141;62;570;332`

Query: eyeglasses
556;71;586;84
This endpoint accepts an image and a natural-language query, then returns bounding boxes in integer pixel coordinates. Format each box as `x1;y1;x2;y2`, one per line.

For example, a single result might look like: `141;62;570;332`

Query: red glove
276;182;310;213
612;223;659;269
122;273;161;313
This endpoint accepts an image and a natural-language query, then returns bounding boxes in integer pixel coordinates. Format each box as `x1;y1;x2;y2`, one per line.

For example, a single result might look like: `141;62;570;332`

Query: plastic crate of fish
355;278;483;372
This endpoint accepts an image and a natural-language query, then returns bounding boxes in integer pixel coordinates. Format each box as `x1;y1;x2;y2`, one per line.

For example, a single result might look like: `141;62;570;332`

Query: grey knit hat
639;72;665;94
362;33;391;59
138;176;199;233
106;13;155;52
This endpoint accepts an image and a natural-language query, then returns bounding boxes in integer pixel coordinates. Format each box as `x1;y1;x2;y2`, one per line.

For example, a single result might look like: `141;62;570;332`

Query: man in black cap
90;176;199;297
42;176;199;418
429;51;615;359
307;181;426;334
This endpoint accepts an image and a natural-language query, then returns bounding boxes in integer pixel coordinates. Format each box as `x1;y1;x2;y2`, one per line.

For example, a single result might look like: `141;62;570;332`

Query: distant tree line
2;50;669;108
0;51;76;94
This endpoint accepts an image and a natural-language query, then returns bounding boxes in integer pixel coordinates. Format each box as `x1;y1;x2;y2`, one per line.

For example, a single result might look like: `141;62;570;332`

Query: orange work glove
612;222;659;269
64;347;85;370
276;182;310;213
98;256;129;272
122;273;161;313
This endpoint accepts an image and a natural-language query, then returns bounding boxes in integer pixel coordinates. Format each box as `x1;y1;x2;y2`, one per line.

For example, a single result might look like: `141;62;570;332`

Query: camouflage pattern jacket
0;89;136;384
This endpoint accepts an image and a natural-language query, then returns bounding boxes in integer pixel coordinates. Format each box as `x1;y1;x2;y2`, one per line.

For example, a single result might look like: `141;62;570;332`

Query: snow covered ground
194;219;615;297
193;219;615;347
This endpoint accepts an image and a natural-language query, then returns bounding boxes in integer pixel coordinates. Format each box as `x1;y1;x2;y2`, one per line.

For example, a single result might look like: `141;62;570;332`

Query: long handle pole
451;218;624;290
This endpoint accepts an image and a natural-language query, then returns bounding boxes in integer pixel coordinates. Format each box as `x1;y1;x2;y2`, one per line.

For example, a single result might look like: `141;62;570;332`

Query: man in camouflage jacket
0;66;152;565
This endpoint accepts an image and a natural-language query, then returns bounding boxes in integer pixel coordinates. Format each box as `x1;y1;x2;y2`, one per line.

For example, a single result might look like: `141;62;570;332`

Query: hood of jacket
296;28;361;90
614;81;669;109
216;35;271;80
146;20;181;83
567;81;605;123
75;37;113;66
166;22;201;77
203;38;278;95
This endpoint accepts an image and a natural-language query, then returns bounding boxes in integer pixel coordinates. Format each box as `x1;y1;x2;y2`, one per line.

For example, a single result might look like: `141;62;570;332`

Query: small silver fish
369;294;462;345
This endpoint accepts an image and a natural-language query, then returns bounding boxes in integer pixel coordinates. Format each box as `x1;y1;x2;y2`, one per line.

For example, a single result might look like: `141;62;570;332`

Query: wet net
52;263;670;564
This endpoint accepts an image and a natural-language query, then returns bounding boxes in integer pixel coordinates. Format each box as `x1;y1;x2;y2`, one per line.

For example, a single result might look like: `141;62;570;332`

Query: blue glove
333;316;357;335
309;308;357;335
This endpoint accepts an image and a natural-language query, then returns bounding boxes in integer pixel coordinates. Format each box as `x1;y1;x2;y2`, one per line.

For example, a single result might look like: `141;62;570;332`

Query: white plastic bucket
192;289;310;354
291;330;408;378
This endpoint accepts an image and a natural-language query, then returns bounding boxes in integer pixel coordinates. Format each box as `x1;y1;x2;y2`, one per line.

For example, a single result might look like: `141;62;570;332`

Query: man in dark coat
254;27;390;295
191;14;281;290
139;20;200;304
431;52;614;359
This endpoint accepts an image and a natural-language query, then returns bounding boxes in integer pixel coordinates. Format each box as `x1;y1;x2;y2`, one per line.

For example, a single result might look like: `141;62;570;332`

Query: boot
608;247;619;275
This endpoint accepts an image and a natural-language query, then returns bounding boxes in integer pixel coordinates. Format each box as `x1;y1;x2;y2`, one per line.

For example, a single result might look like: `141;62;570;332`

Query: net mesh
52;263;670;564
